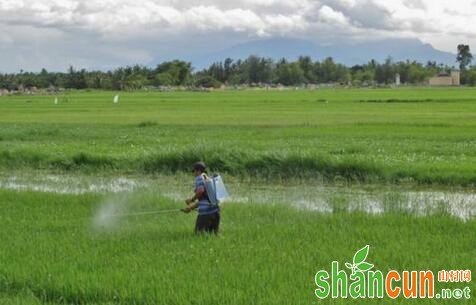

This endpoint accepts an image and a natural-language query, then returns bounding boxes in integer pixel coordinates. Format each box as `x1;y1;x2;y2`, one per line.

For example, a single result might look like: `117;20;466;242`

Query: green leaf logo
345;245;374;277
353;245;369;265
356;262;374;272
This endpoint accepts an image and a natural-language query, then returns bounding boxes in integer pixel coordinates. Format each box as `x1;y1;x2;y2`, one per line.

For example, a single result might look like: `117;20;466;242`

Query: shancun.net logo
314;245;472;300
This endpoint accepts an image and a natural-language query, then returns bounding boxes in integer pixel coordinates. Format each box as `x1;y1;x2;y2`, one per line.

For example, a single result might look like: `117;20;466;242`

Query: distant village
0;71;465;96
0;45;474;94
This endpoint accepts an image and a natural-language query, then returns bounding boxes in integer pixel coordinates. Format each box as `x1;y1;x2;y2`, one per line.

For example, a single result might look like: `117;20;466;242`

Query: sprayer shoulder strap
201;174;210;200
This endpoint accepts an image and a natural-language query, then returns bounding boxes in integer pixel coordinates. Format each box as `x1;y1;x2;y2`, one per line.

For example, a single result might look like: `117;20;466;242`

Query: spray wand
107;209;181;218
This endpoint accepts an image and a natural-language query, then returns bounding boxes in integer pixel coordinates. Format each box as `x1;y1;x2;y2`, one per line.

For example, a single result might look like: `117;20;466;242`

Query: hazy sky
0;0;475;72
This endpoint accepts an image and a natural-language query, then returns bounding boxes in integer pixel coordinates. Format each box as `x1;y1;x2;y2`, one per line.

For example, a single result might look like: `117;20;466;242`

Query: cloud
318;0;396;30
1;1;475;38
317;5;350;25
403;0;426;10
0;0;475;72
0;1;304;37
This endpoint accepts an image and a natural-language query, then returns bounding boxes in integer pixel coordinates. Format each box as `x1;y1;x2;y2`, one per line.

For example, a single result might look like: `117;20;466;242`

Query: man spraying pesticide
182;162;228;234
94;161;228;233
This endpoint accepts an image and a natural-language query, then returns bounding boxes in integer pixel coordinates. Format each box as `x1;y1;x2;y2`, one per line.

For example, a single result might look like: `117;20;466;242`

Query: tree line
1;45;474;90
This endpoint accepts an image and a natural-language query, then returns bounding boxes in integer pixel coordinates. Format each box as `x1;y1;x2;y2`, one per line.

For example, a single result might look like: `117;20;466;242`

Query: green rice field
0;88;475;304
1;88;476;184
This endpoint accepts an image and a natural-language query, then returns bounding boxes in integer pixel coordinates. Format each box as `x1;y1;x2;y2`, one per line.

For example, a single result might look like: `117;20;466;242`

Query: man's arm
182;201;198;213
182;186;205;213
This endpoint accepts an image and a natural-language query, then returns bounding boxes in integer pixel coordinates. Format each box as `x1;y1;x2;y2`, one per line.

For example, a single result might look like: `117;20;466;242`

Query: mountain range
185;38;457;69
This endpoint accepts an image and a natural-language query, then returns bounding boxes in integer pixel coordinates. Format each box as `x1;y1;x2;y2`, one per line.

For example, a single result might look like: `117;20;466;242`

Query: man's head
192;161;206;176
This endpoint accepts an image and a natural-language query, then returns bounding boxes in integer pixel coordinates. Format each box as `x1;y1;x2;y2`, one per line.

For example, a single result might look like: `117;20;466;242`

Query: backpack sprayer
202;174;229;205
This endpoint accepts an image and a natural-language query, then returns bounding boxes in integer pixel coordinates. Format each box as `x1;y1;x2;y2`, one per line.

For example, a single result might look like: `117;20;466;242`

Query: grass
0;189;474;305
0;88;476;186
0;88;475;304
